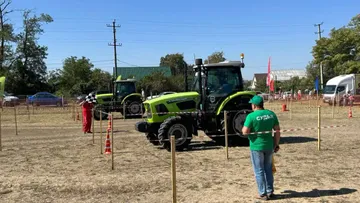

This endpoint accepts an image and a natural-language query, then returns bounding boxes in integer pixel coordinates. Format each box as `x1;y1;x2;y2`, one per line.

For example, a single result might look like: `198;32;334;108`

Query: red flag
267;57;271;86
270;79;274;91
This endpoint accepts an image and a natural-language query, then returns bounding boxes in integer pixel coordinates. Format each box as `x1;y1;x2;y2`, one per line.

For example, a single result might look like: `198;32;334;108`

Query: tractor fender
215;91;256;115
120;93;142;104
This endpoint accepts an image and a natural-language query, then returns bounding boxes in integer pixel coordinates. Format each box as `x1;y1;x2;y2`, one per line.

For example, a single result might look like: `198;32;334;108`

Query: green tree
0;0;15;72
58;56;94;96
8;9;53;94
204;51;226;64
160;53;186;76
255;79;267;92
89;68;112;92
311;13;360;85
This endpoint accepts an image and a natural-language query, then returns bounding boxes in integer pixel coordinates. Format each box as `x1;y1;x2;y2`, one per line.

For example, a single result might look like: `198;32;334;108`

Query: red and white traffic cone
348;106;353;118
104;131;111;154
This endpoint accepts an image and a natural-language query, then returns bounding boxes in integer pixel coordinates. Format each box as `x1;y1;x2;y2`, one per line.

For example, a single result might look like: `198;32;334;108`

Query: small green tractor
93;77;144;120
135;54;256;151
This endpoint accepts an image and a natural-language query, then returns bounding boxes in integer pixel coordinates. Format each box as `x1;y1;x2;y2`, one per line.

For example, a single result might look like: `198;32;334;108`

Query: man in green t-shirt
242;95;281;200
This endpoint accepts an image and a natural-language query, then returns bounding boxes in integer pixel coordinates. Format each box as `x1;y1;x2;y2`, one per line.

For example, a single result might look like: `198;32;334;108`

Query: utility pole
315;22;324;90
107;19;122;79
314;22;323;39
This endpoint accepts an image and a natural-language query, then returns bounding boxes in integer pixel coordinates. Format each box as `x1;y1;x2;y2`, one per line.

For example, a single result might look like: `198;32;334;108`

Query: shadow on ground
280;136;317;144
273;188;357;200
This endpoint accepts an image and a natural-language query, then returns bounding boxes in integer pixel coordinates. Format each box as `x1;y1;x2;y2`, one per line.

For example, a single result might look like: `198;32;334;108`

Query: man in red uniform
79;94;96;134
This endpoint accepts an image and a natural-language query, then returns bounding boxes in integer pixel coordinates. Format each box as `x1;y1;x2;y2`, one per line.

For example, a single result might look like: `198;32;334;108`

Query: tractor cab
114;79;136;100
192;60;245;113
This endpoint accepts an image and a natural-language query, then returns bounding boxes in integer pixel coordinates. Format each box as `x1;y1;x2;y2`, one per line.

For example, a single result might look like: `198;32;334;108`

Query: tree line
1;0;358;97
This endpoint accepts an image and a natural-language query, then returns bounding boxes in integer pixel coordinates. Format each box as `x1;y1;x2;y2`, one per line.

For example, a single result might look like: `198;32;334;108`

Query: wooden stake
100;110;103;154
92;109;95;144
0;111;2;151
171;135;177;203
26;103;30;120
318;106;321;151
308;99;311;112
111;113;114;170
332;97;335;119
224;111;229;160
123;103;126;120
14;106;18;135
289;98;292;120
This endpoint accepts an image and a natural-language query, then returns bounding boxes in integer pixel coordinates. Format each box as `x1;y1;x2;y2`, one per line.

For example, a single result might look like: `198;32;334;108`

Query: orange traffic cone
104;131;111;154
348;107;352;118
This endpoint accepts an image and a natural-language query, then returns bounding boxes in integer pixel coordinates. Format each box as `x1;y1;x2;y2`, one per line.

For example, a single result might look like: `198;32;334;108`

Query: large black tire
158;116;192;151
123;100;144;119
146;133;160;146
210;109;252;146
93;105;109;121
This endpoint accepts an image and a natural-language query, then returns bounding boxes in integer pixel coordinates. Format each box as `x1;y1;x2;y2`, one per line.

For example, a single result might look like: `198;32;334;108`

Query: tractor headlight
145;104;152;118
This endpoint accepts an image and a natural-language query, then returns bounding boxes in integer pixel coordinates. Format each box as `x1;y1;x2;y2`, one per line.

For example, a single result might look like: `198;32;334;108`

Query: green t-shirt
243;109;279;151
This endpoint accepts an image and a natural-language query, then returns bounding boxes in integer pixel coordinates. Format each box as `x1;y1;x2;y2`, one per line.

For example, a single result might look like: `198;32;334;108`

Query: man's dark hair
256;101;264;109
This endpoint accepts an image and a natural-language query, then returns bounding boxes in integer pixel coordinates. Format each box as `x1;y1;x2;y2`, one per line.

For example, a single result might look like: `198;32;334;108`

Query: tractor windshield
206;66;242;96
115;81;136;97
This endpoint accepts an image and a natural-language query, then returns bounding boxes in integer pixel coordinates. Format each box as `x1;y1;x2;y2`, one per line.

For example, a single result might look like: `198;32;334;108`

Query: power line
8;15;313;28
45;59;114;65
117;60;140;67
107;19;122;78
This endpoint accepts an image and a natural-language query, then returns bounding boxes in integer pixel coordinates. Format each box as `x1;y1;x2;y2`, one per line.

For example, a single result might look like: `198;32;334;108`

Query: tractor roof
203;60;244;68
116;78;136;82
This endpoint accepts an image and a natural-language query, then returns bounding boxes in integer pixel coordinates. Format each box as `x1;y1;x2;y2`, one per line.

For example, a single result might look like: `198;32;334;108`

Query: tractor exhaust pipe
195;58;203;111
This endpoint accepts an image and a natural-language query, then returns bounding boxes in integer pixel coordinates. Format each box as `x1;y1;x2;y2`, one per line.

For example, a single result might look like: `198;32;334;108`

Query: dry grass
0;101;359;203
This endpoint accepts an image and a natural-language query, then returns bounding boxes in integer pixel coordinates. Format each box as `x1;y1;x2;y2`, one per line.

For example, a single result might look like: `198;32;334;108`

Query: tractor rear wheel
218;109;252;146
124;100;143;118
158;116;192;151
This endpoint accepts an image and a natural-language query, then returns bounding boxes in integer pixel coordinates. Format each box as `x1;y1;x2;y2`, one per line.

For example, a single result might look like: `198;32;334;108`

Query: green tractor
135;55;256;151
93;76;144;120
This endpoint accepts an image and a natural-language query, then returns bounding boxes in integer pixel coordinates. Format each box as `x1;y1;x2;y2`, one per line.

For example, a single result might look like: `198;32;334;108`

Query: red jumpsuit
82;102;94;133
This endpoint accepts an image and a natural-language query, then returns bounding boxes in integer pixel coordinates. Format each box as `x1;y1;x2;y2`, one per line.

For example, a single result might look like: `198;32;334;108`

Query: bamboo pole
171;135;177;203
332;97;335;119
14;106;18;135
0;111;2;151
289;98;292;120
92;109;95;144
100;110;103;154
111;113;114;170
318;106;321;151
224;111;229;160
123;103;126;120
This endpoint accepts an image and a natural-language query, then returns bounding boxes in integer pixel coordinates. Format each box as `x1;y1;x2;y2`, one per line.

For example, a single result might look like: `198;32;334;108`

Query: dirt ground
0;101;359;203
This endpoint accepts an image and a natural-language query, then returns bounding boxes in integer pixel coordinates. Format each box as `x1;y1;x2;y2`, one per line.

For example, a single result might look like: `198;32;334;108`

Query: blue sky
7;0;360;80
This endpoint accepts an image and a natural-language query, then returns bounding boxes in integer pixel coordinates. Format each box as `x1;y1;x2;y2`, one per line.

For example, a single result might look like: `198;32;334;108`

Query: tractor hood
95;93;113;103
96;93;113;98
144;92;200;106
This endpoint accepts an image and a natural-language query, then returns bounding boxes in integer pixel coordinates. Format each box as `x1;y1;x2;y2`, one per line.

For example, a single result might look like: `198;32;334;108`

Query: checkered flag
85;93;97;104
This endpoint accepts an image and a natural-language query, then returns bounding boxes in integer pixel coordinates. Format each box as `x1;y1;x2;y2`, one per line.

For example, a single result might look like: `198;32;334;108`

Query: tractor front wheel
158;116;192;151
93;105;109;121
146;133;160;146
